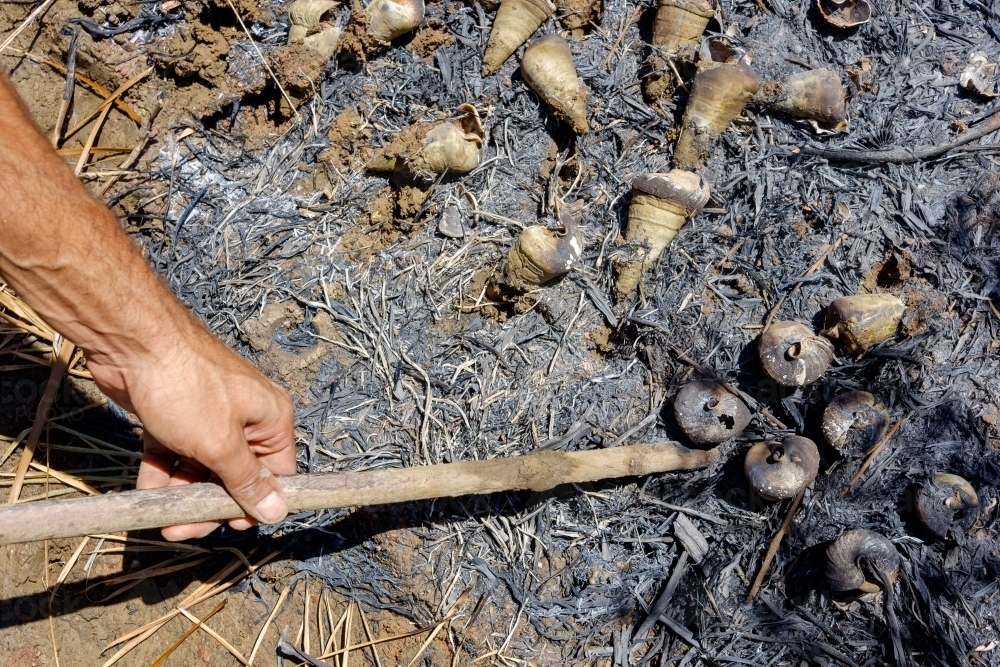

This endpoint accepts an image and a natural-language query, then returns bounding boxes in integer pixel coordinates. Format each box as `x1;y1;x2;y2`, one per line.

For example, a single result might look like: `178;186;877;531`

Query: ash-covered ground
15;0;1000;662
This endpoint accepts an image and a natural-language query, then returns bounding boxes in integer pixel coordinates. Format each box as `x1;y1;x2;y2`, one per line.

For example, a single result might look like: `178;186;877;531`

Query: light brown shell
554;0;600;32
482;0;555;75
757;68;848;129
520;34;589;135
821;390;888;456
816;0;871;28
365;0;424;43
615;170;710;300
915;473;980;539
287;0;338;44
652;0;714;55
367;104;484;176
758;321;835;387
744;436;819;501
303;25;342;58
503;211;583;289
826;529;900;593
674;380;751;445
673;60;760;171
822;293;904;357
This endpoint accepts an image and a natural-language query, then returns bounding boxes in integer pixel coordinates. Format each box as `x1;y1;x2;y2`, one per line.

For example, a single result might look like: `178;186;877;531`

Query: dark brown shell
821;390;888;456
823;294;904;357
744;436;819;501
826;529;900;593
673;380;751;445
758;321;835;387
816;0;871;28
915;473;980;540
758;68;848;127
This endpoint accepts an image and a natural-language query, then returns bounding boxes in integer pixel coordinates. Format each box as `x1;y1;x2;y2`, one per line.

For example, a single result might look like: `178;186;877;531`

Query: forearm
0;71;199;368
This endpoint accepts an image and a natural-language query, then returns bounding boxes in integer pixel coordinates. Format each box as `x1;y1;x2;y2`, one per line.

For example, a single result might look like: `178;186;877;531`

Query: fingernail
255;491;287;524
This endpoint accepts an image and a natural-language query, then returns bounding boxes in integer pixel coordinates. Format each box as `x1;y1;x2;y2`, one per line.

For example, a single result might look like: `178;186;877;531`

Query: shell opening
786;341;802;360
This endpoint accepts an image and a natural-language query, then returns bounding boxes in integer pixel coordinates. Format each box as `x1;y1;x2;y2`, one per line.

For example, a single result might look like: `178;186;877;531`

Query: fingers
141;435;225;541
205;433;289;526
136;433;173;491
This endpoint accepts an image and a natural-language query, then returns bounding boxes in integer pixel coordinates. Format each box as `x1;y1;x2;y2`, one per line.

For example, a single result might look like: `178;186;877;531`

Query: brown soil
408;21;455;58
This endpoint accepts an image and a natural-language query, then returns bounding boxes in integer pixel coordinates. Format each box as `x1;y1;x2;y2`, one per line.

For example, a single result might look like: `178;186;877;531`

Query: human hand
86;324;297;541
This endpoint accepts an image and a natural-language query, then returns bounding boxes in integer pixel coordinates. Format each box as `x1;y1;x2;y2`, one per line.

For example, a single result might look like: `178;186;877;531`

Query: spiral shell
915;473;980;540
758;321;834;387
757;68;848;130
287;0;338;44
823;293;904;358
816;0;871;28
615;170;709;300
826;529;900;593
503;214;583;289
673;60;760;171
368;104;485;177
482;0;555;75
674;380;751;445
821;390;888;456
365;0;424;43
652;0;714;55
520;35;589;135
744;436;819;502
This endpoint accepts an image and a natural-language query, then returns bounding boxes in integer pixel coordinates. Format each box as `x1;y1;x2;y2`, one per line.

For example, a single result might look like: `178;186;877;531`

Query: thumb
208;438;289;525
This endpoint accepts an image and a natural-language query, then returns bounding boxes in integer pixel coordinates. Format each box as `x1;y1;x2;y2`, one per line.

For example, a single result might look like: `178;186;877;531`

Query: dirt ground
3;0;1000;664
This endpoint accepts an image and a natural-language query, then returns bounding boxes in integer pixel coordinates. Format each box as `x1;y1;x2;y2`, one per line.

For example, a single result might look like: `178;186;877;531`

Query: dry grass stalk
0;0;57;53
73;67;152;176
357;603;383;667
840;416;908;498
248;582;291;664
101;550;279;667
745;490;803;604
150;599;226;667
27;461;101;495
177;606;249;664
7;336;75;504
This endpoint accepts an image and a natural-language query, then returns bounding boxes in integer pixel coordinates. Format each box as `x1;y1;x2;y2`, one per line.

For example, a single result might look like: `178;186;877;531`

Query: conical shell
615;170;709;300
483;0;555;75
288;0;338;44
520;34;589;134
365;0;425;43
653;0;714;54
673;60;760;170
504;214;583;288
303;25;342;58
822;293;904;357
758;68;847;128
368;104;485;177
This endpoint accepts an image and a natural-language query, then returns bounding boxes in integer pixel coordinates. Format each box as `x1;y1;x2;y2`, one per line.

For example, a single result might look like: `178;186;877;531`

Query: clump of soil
408;20;455;58
322;107;374;170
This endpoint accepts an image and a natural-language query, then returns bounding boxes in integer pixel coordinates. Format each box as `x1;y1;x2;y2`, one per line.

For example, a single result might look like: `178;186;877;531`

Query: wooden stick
0;441;716;545
745;490;803;604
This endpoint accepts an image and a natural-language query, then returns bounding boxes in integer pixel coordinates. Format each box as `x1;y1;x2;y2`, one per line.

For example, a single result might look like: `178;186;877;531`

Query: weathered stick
0;441;716;545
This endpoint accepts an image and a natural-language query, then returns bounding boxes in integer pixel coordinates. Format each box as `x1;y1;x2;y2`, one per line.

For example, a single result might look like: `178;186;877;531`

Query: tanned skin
0;71;296;541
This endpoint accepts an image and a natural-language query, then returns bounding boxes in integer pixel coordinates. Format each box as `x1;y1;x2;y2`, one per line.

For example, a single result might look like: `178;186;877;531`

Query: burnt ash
116;0;1000;662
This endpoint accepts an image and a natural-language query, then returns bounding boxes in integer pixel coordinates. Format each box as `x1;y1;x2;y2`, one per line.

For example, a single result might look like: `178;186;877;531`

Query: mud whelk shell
674;380;751;445
520;35;589;134
744;436;819;502
287;0;338;44
758;321;835;387
816;0;871;28
368;104;485;176
826;529;900;593
756;68;848;130
821;390;888;456
482;0;555;75
303;25;342;58
615;170;709;300
822;293;904;357
652;0;714;55
365;0;425;43
673;60;760;171
500;209;583;290
915;473;980;540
